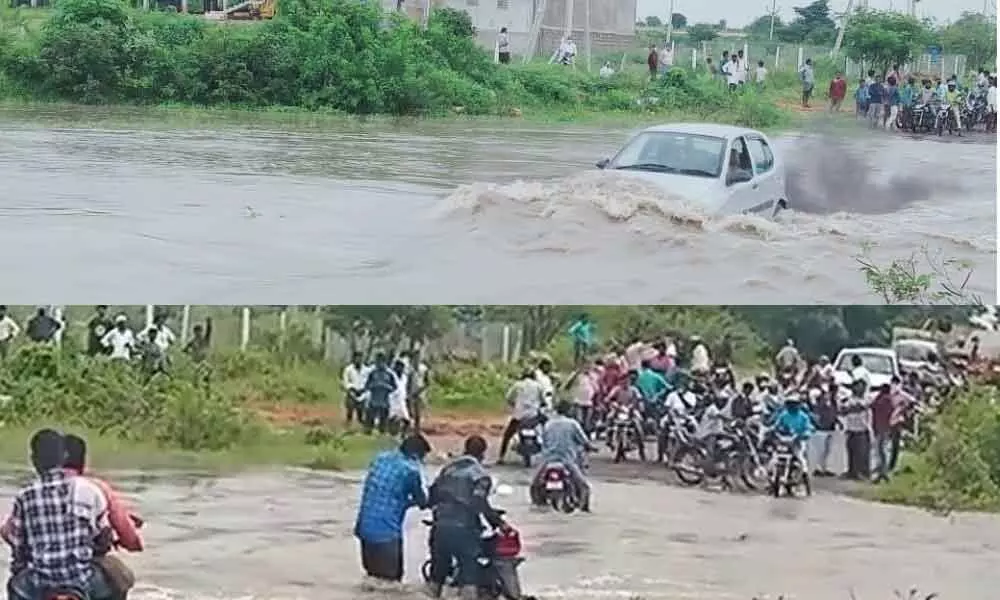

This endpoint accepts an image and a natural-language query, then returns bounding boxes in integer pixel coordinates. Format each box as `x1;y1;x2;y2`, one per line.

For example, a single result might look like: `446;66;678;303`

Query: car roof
836;347;897;359
640;123;764;139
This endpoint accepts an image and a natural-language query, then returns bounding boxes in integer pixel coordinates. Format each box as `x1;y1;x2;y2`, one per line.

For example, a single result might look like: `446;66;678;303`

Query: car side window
746;136;775;174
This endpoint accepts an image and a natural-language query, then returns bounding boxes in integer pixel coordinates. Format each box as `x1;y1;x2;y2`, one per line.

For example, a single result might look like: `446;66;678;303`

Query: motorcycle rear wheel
673;447;705;486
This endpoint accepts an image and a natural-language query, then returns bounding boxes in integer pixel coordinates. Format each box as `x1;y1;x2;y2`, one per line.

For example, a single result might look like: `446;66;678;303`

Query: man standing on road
870;383;897;483
828;72;847;112
354;434;429;583
86;305;113;357
0;306;20;360
811;385;840;477
405;351;430;432
841;378;872;481
799;58;815;108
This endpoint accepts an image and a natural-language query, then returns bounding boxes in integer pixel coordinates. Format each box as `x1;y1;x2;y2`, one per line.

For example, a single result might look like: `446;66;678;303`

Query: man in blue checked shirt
354;434;431;582
5;429;117;600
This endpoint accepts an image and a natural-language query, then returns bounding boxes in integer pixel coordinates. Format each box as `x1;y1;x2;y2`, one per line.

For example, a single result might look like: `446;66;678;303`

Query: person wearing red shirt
647;45;659;80
870;384;898;483
828;72;848;112
647;342;673;374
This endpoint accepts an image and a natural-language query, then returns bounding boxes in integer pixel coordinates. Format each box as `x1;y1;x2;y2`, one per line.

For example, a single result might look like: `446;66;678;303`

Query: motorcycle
672;431;739;488
962;93;988;131
935;103;959;136
655;408;698;464
910;102;933;133
514;415;544;468
530;462;581;513
606;403;644;463
420;510;531;600
769;433;811;498
729;418;770;490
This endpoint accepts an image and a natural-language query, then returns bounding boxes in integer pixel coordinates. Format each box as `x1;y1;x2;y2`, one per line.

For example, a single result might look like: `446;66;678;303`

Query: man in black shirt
24;307;61;344
86;305;113;356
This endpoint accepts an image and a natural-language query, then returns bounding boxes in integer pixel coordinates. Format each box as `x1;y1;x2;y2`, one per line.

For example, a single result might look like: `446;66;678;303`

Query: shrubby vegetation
0;0;793;126
874;388;1000;513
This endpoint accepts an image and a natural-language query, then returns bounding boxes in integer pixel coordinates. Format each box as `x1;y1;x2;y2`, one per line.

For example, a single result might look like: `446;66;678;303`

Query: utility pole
767;0;778;40
832;0;853;55
666;0;675;44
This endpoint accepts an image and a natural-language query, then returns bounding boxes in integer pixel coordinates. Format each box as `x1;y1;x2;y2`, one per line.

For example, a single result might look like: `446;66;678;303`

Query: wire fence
2;305;526;364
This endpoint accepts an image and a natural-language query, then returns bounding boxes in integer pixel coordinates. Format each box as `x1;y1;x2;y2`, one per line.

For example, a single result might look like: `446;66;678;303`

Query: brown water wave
0;109;994;303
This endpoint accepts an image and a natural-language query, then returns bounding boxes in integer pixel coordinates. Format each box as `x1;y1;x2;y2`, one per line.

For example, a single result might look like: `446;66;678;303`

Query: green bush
874;387;1000;513
0;0;794;126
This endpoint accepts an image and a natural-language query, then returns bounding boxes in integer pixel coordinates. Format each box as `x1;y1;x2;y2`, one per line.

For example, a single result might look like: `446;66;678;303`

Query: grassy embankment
0;0;840;130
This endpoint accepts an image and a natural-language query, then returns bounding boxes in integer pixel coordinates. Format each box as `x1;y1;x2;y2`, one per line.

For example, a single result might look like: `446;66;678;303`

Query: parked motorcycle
420;510;531;600
962;93;988;131
655;408;697;464
729;418;770;490
672;432;739;488
769;433;811;498
530;462;581;513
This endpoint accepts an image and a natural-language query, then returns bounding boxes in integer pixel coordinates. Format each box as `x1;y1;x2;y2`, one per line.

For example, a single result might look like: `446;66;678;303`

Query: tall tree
783;0;837;45
644;15;662;27
745;14;783;39
686;23;719;42
670;12;687;29
938;12;997;72
843;9;934;72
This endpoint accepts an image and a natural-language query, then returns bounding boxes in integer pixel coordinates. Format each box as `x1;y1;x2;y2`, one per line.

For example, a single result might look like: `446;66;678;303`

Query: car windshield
835;352;895;375
607;131;726;178
894;341;937;362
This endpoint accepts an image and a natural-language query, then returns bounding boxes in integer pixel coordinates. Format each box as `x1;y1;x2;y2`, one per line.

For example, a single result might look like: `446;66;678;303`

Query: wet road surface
0;107;995;303
1;463;997;600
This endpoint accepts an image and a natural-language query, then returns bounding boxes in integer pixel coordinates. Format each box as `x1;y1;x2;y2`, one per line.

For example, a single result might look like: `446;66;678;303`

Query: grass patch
0;423;395;473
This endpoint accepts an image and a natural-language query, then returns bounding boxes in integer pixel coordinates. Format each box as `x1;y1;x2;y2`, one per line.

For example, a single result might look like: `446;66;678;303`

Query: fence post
501;325;511;363
953;55;959;76
691;48;697;70
480;327;489;362
240;307;250;351
278;309;288;351
774;45;780;69
743;42;749;63
51;306;64;346
180;305;191;345
797;46;803;68
145;305;154;329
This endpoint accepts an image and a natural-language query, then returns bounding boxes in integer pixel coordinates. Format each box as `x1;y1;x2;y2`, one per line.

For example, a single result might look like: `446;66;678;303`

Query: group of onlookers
0;305;213;374
341;350;431;435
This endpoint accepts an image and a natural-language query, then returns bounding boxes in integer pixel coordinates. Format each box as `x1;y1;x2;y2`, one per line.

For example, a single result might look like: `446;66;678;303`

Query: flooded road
0;107;995;303
1;465;998;600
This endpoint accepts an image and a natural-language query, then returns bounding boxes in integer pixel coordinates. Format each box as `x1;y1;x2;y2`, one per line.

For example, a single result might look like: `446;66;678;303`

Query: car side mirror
726;169;752;185
596;158;609;169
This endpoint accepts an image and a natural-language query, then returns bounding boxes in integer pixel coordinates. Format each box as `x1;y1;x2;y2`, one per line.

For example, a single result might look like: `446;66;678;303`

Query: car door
721;136;761;214
745;134;783;214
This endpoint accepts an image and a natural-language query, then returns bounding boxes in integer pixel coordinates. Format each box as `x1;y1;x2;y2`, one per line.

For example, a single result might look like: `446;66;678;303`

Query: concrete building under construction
387;0;637;58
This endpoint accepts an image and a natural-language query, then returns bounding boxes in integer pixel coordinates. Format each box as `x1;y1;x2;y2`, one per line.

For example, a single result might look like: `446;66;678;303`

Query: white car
832;347;900;390
595;123;788;217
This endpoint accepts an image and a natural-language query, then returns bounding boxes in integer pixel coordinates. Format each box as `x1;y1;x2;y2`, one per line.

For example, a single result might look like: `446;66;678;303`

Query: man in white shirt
599;62;614;78
341;352;370;426
388;359;411;434
658;44;673;75
754;60;767;89
101;315;135;360
726;55;743;91
847;354;871;390
690;336;711;374
534;357;555;409
498;369;546;463
138;314;176;352
0;305;20;360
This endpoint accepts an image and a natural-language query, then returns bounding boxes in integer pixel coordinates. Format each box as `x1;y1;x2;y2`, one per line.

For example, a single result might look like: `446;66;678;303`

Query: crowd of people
0;305;213;374
844;65;998;132
341;350;432;434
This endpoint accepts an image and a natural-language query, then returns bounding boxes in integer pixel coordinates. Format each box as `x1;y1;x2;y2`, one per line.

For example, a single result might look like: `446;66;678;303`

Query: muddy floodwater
1;464;998;600
0;107;995;303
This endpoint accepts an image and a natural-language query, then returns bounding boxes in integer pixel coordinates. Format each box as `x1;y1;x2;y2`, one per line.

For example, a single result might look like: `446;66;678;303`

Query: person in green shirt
943;81;962;129
636;360;669;406
567;313;595;366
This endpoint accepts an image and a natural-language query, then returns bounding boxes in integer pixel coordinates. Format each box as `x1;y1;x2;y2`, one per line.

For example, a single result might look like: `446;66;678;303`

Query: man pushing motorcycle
425;435;507;600
531;400;596;512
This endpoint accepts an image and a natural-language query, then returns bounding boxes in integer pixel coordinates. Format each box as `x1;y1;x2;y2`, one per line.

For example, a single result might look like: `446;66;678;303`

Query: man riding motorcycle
769;393;815;471
425;436;507;600
602;370;647;461
531;400;596;512
498;369;546;464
